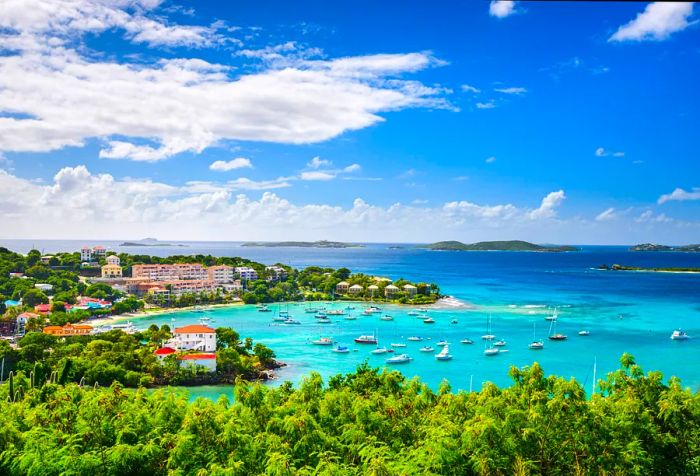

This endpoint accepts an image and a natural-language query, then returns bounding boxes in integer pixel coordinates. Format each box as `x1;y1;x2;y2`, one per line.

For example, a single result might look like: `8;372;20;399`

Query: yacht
312;337;334;345
528;341;544;350
460;338;473;345
390;343;406;348
407;310;420;316
258;306;272;313
407;336;423;341
423;318;435;324
332;345;350;353
482;314;496;340
494;340;507;347
484;347;500;356
545;308;558;321
317;317;332;324
354;335;378;344
578;330;590;336
386;354;412;364
282;318;301;325
345;305;356;311
435;345;453;361
380;315;394;321
419;346;434;352
548;319;567;340
315;313;328;319
327;310;345;316
370;347;390;355
671;329;689;340
436;340;448;347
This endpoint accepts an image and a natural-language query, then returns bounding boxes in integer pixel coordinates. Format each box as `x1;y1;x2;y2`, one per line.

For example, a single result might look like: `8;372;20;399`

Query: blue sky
0;1;698;244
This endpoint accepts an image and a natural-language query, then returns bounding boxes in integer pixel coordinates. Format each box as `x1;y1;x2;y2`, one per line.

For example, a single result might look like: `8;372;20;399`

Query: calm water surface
3;239;699;399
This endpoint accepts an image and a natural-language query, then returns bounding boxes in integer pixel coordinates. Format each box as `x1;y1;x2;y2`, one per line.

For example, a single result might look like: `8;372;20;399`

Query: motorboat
390;343;406;348
407;336;423;341
460;338;473;344
436;340;448;347
484;347;500;356
494;340;507;347
258;306;272;313
354;335;378;344
578;330;590;336
312;337;333;345
315;313;328;319
332;345;350;353
419;346;434;352
370;347;390;355
435;345;452;361
528;341;544;350
282;318;301;325
423;318;435;324
671;329;689;340
343;315;357;320
317;317;332;324
407;310;420;316
450;319;458;324
380;315;394;321
386;354;412;364
327;310;345;316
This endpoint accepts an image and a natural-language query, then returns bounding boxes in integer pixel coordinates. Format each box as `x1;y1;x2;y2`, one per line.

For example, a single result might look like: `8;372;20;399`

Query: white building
35;283;53;292
265;265;288;281
207;265;234;283
106;255;121;266
235;266;258;281
169;324;217;352
80;246;106;262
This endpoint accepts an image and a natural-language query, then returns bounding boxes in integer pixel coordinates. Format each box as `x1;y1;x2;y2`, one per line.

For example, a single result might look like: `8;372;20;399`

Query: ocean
2;239;699;400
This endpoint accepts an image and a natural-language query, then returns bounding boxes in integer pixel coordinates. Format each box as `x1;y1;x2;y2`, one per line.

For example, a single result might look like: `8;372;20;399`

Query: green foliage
19;288;48;307
0;358;699;474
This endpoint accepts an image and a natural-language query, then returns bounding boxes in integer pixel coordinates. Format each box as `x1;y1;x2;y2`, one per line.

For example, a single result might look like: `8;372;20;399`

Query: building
154;346;177;360
178;353;217;372
101;263;123;278
222;280;243;293
367;285;379;296
265;265;288;282
348;284;364;295
132;263;207;281
235;267;258;281
207;265;234;284
106;255;121;266
43;324;93;336
170;324;217;352
403;284;418;296
384;284;400;298
34;303;51;314
151;280;218;297
335;281;349;294
80;246;106;262
17;312;40;325
34;283;53;292
40;255;54;265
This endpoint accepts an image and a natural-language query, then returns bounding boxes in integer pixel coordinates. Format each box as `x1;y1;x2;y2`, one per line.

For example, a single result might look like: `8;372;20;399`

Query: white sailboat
528;322;544;350
481;314;496;340
435;345;453;361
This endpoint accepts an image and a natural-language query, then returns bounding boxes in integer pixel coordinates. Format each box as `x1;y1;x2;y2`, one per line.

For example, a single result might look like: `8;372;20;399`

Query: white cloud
461;84;481;94
300;171;335;181
595;147;624;158
209;158;253;172
307;156;331;169
595;147;606;157
489;1;517;18
343;163;361;173
636;210;672;223
476;101;496;109
610;2;695;42
485;156;497;164
0;4;452;161
658;187;700;204
494;87;527;95
398;168;416;179
528;190;566;220
595;207;617;221
612;151;625;157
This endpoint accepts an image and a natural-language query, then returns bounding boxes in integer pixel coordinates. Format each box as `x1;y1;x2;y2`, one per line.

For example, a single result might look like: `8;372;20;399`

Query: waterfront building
367;284;379;297
149;280;218;297
43;324;93;336
265;265;288;281
170;324;217;352
348;284;364;295
132;263;207;281
235;267;258;281
384;284;400;298
403;284;418;296
335;281;350;294
207;265;234;283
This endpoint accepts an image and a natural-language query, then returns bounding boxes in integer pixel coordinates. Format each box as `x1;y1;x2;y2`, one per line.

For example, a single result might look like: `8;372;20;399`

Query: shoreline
594;267;700;275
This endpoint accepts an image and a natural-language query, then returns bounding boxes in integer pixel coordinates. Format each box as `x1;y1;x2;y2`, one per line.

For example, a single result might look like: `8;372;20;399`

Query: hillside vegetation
422;240;578;252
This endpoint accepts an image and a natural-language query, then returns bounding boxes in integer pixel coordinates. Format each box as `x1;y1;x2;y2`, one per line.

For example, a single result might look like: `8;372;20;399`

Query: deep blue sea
3;239;699;399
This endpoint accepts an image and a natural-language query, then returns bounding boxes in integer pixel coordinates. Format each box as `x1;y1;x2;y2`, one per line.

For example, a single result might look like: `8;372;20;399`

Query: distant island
598;264;700;274
241;240;364;248
120;238;186;247
420;240;579;252
630;243;700;252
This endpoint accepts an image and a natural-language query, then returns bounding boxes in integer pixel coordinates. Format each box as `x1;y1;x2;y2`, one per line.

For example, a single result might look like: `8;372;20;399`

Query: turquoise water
3;240;699;398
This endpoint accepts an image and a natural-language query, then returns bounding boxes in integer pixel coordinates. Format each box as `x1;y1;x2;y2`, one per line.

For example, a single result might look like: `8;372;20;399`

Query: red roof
154;347;176;356
34;304;52;313
179;353;216;360
174;324;216;334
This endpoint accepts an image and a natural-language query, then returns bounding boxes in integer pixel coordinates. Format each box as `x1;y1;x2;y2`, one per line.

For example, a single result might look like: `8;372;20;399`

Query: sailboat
548;318;567;341
385;353;412;364
435;345;453;361
544;307;558;321
529;322;544;350
481;314;496;340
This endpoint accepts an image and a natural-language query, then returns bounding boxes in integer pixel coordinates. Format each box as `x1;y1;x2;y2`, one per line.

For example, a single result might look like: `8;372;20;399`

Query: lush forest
0;354;697;474
421;240;579;252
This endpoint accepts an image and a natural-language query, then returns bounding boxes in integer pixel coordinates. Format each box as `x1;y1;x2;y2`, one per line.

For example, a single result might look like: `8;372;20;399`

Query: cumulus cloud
595;207;617;221
610;2;695;42
636;210;672;223
461;84;481;93
307;156;331;169
300;171;335;181
494;87;527;94
595;147;624;158
0;2;452;161
476;101;496;109
489;1;517;18
209;158;253;172
658;187;700;204
528;190;566;220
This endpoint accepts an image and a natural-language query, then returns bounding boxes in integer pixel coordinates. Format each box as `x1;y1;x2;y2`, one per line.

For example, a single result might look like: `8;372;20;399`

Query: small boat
317;318;332;324
355;335;378;344
435;345;453;361
481;334;496;340
282;318;301;325
332;345;350;353
386;353;412;364
343;315;357;320
450;319;458;324
315;313;328;319
327;310;345;316
312;337;333;345
578;330;590;336
390;343;406;348
198;315;211;321
380;315;394;321
407;310;420;316
482;314;496;340
460;338;473;344
419;346;434;352
258;306;272;313
671;329;689;340
545;308;558;321
484;347;500;356
436;340;448;347
371;347;390;355
407;336;423;341
345;306;356;310
272;316;287;322
423;318;435;324
548;319;567;340
305;308;319;313
529;323;544;349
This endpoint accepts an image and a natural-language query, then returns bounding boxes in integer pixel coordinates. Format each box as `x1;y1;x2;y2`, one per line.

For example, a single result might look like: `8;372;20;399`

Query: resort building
154;346;177;360
335;281;350;294
34;283;53;292
207;265;234;284
17;312;40;326
106;255;121;266
81;246;106;262
169;324;217;352
178;353;217;372
131;263;207;281
101;263;123;278
348;284;364;295
149;280;219;297
222;281;243;293
43;324;93;336
384;284;400;298
265;266;288;282
402;284;417;296
235;267;258;281
40;255;54;265
367;285;379;296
